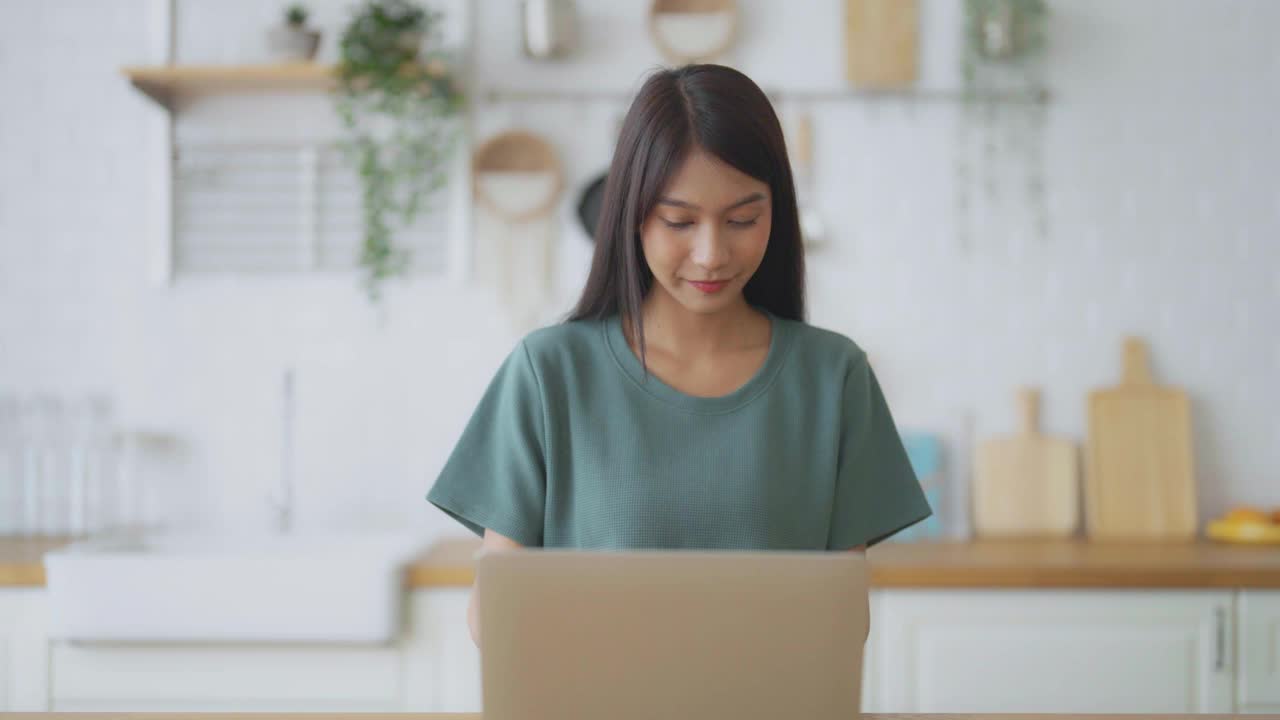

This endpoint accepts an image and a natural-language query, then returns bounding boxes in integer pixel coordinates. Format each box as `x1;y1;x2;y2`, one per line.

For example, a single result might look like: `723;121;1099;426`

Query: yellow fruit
1272;509;1280;525
1224;507;1269;524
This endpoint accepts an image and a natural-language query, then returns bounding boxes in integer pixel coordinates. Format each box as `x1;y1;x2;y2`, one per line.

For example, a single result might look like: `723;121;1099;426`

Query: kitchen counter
404;536;1280;589
4;535;1279;590
0;537;69;586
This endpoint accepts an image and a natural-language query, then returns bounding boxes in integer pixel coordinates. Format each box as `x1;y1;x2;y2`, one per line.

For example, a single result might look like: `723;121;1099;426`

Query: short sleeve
426;341;547;546
827;352;933;549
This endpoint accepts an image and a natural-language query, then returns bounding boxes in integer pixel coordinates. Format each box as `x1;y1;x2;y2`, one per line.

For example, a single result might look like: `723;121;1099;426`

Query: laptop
476;548;869;720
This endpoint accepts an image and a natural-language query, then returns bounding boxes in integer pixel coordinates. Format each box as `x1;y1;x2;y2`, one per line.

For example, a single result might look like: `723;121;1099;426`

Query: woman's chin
674;287;743;313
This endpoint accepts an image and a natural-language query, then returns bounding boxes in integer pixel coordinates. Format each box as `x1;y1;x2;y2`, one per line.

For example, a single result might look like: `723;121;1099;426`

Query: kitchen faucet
269;367;295;534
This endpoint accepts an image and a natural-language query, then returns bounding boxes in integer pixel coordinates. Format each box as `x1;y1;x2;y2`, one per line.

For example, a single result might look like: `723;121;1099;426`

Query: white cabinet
871;589;1235;714
0;590;49;711
48;641;405;712
7;586;480;714
1239;590;1280;714
4;585;1275;713
403;588;482;712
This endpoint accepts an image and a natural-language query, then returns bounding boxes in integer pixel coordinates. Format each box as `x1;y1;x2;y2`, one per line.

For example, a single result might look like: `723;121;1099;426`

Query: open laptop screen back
477;549;869;720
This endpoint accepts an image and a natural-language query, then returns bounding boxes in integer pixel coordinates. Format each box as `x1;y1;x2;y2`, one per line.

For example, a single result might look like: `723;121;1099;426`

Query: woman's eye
661;217;757;230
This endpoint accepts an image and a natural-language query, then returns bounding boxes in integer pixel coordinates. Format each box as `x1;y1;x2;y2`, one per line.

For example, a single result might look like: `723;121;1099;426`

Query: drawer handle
1213;606;1226;672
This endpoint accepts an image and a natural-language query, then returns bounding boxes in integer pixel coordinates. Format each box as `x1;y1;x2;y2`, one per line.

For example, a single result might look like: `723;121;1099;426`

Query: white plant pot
267;25;321;62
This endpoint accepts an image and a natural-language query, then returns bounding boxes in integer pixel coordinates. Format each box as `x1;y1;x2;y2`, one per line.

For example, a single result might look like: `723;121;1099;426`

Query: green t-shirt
426;309;931;550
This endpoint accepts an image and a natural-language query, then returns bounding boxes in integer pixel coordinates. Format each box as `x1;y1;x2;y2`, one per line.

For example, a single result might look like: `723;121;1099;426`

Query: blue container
887;432;944;542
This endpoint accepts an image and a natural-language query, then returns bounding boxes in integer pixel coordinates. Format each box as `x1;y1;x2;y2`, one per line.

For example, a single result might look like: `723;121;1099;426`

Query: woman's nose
690;224;731;270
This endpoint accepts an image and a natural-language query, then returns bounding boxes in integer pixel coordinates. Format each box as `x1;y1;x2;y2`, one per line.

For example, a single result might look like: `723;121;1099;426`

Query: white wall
1;0;1276;539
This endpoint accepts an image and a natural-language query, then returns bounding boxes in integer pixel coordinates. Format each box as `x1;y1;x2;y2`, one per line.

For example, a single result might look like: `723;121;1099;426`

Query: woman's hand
468;528;524;648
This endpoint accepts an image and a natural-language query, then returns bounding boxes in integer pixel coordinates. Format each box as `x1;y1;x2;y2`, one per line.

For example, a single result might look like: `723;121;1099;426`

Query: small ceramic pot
268;25;322;62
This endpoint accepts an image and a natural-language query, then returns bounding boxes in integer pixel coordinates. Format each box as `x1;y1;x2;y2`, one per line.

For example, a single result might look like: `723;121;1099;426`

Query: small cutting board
844;0;918;89
1085;337;1198;540
974;387;1079;537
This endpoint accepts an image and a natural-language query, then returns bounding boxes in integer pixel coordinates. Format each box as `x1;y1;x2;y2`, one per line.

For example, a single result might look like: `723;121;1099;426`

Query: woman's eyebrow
657;192;766;211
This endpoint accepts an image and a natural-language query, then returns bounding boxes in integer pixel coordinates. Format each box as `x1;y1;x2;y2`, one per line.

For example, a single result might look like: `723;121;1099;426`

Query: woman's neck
632;289;767;357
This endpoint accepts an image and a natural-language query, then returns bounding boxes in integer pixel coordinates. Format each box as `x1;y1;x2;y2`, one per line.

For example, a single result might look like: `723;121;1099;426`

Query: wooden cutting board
844;0;918;89
973;388;1079;537
1085;337;1198;540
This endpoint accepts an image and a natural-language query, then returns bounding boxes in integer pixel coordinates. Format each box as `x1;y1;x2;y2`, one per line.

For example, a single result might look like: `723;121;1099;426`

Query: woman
427;64;931;646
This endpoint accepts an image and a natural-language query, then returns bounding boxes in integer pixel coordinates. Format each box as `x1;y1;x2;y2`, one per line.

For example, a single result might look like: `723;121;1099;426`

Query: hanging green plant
954;0;1050;253
964;0;1047;69
332;0;464;302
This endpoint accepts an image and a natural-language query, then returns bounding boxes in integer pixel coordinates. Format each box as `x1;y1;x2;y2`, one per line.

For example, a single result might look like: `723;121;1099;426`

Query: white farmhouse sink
43;530;430;644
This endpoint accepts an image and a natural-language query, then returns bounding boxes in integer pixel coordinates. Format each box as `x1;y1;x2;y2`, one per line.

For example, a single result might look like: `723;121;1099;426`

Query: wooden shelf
122;63;338;110
480;86;1050;105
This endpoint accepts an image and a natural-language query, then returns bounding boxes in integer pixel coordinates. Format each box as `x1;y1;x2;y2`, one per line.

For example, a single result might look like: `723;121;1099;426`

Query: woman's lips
688;279;730;294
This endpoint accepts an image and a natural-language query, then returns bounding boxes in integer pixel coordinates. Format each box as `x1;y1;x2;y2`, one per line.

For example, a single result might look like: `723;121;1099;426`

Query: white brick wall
2;0;1277;538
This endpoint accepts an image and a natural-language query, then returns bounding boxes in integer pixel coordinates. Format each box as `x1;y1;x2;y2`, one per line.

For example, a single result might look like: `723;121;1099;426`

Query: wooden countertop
5;535;1279;590
0;707;1259;712
853;536;1280;589
0;537;70;587
404;536;1280;589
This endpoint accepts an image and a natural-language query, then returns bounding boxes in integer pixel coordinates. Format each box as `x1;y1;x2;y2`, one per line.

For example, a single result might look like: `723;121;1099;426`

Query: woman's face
639;146;772;315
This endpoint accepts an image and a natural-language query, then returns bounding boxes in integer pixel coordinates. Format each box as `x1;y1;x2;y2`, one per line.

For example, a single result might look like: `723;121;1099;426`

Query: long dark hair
566;64;806;361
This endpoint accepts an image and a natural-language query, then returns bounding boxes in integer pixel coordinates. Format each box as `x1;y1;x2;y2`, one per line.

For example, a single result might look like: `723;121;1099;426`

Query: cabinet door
403;589;482;712
49;641;404;711
0;590;49;711
874;589;1234;714
1240;590;1280;708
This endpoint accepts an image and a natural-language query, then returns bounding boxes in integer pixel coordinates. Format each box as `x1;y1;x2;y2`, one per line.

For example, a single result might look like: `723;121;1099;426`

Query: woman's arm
468;528;524;648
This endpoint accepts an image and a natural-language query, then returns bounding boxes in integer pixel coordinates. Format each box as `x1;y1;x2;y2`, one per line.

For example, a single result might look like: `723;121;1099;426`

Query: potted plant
332;0;464;303
964;0;1047;66
954;0;1050;252
268;4;322;62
